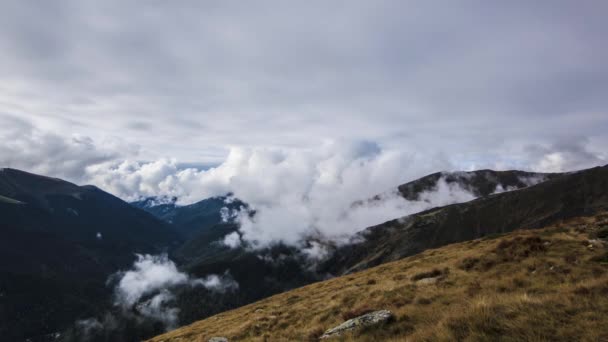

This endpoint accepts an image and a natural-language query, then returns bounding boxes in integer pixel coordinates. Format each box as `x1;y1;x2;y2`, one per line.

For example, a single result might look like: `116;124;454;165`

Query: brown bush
411;268;448;281
459;257;480;271
494;236;547;261
307;327;324;341
341;306;375;321
415;297;433;305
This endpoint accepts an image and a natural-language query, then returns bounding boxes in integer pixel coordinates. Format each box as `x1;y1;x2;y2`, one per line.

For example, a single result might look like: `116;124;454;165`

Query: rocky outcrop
320;310;394;339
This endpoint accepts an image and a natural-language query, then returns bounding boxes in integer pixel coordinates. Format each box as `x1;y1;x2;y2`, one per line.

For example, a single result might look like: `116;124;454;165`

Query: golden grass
150;212;608;342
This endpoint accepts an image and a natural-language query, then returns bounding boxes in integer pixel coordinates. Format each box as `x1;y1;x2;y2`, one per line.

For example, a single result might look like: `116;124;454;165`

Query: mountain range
1;165;607;341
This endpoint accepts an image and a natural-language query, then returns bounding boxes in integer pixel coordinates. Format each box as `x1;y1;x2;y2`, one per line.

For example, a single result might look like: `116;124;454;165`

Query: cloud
192;272;239;293
29;137;596;251
526;138;606;172
113;254;238;329
0;115;132;181
114;254;189;308
223;232;242;249
134;290;180;328
0;1;606;165
0;117;603;251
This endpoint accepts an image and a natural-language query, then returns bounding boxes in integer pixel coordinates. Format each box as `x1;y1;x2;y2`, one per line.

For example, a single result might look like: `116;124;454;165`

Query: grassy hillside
150;212;608;341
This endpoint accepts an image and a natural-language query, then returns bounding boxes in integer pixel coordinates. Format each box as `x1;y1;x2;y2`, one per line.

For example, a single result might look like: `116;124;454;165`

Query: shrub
411;268;446;281
596;226;608;239
341;306;375;321
459;257;480;271
307;327;324;341
416;297;433;305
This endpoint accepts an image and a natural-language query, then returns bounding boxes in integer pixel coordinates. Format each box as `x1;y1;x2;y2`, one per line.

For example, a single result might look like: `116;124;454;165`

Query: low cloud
192;272;239;293
112;254;238;329
1;120;604;252
223;232;242;249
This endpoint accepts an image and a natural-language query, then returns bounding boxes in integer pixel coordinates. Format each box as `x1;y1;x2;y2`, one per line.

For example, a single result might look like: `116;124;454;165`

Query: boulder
320;310;394;339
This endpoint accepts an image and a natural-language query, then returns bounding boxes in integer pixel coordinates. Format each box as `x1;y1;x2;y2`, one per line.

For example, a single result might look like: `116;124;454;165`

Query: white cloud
0;115;133;181
192;272;239;293
113;254;238;329
114;254;188;307
223;232;241;249
526;138;606;173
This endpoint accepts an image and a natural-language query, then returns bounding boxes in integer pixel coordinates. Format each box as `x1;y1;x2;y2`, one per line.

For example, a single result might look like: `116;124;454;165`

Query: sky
1;1;607;203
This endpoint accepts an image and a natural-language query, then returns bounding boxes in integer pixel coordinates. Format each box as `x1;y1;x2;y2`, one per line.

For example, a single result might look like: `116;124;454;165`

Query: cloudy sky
1;1;607;201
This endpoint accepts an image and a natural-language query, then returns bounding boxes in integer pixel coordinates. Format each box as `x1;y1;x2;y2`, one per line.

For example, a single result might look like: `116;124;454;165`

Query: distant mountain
132;195;246;239
0;168;180;341
396;169;558;200
324;165;608;275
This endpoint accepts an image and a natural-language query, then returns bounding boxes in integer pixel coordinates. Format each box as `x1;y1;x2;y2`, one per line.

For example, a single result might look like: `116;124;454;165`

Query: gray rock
416;276;439;285
208;337;228;342
320;310;394;339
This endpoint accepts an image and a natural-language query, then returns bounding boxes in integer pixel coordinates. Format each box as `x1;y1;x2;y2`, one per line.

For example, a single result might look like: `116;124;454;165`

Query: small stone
208;337;228;342
416;277;439;285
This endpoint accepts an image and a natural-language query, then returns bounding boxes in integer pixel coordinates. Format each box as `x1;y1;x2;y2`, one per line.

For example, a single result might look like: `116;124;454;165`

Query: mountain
132;196;246;239
3;165;603;342
0;168;180;341
396;169;557;200
133;168;566;335
149;211;608;341
324;165;608;275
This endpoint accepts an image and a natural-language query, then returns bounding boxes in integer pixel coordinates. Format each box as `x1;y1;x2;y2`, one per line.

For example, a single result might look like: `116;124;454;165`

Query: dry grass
149;212;608;342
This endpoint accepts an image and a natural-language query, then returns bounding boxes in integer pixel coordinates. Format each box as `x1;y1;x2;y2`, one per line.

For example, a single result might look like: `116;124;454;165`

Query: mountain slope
396;169;556;200
324;165;608;275
149;212;608;341
0;168;180;341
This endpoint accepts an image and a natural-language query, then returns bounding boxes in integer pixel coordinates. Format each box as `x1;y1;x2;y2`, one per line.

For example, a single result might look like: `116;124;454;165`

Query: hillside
149;212;608;341
0;168;181;341
324;165;608;275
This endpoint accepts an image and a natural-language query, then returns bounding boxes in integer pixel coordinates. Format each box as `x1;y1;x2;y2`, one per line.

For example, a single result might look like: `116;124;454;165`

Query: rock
208;338;228;342
320;310;394;339
416;276;439;285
